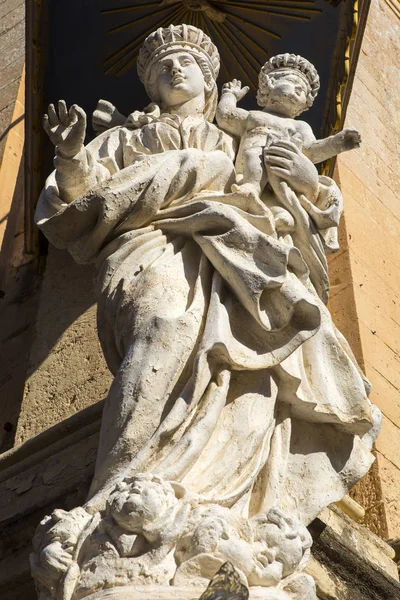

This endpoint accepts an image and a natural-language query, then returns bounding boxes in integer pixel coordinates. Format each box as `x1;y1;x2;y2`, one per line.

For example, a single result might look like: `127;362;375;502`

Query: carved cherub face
249;526;303;585
175;506;312;588
33;508;91;553
258;69;311;118
248;511;311;586
155;51;207;108
108;474;177;534
31;507;92;589
175;505;256;580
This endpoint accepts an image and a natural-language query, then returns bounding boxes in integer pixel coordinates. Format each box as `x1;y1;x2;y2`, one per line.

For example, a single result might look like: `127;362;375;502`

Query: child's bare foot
231;182;261;200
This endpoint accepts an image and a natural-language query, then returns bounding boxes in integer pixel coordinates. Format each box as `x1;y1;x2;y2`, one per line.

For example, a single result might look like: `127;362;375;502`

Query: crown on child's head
259;53;320;103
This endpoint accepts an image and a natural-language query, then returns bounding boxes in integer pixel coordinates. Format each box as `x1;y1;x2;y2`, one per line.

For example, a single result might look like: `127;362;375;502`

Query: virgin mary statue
33;24;380;597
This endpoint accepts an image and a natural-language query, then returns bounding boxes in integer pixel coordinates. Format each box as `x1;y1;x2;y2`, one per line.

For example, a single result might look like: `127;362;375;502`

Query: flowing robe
35;114;379;524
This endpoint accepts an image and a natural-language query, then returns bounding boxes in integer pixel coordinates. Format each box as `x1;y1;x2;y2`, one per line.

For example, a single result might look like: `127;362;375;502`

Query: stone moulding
0;401;103;526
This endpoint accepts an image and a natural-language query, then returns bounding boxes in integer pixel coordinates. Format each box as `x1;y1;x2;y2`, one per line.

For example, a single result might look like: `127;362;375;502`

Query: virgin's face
156;52;206;107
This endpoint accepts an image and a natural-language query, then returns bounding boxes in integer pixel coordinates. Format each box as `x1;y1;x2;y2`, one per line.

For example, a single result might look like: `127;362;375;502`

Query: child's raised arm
216;79;250;137
303;127;361;164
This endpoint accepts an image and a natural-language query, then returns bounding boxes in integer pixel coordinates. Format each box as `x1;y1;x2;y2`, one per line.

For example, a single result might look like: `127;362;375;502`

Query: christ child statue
216;53;361;198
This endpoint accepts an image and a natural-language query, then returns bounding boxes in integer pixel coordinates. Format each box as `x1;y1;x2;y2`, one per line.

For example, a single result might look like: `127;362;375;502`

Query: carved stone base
1;406;398;600
81;584;292;599
30;474;316;600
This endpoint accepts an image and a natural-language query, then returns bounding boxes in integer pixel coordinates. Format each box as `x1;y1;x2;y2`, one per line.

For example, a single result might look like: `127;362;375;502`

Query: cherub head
174;505;312;589
248;508;312;586
30;507;92;592
174;505;255;585
257;54;320;118
107;473;180;540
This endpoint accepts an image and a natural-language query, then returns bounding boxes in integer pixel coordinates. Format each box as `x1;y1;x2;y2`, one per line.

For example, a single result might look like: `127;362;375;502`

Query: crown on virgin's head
137;24;220;84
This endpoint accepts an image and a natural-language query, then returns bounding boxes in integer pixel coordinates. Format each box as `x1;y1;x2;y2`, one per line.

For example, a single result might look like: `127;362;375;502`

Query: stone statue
216;54;361;199
32;23;381;600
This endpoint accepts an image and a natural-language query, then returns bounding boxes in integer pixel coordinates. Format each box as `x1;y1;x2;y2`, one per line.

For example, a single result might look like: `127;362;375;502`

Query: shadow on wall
23;246;98;377
13;241;112;446
0;158;40;452
0;158;110;450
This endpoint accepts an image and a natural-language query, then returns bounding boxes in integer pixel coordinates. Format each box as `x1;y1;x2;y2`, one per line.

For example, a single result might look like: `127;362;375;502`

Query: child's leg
242;146;265;187
233;146;267;197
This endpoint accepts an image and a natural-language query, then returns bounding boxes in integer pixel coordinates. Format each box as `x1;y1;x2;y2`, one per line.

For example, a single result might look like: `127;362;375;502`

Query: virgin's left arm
264;140;343;252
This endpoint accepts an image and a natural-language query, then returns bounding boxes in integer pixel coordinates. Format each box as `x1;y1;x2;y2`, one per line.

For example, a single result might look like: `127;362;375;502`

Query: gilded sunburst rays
102;0;322;83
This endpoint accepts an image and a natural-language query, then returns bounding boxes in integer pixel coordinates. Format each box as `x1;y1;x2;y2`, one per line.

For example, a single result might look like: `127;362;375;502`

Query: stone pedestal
82;585;277;600
1;408;398;600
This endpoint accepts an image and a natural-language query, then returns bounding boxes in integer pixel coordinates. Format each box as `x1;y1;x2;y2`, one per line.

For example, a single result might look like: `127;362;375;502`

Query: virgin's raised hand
43;101;87;159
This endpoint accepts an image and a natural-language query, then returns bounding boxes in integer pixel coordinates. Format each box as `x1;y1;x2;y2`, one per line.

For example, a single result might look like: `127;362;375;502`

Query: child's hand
336;128;361;151
221;79;250;102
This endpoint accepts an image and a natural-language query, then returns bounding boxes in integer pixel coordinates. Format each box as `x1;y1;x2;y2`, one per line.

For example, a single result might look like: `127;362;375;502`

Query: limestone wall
332;0;400;539
0;0;112;448
0;0;24;165
0;1;34;454
14;247;112;444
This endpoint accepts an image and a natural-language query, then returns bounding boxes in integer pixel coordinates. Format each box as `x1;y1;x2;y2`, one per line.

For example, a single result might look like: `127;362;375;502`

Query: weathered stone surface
308;507;400;599
0;0;28;454
0;405;396;600
15;246;112;444
216;55;360;199
30;21;380;600
0;402;101;525
0;405;102;600
0;0;24;162
315;507;397;580
335;0;400;539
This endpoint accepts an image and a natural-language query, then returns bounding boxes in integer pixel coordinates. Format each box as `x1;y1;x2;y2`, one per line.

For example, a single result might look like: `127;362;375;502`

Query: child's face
263;71;309;116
